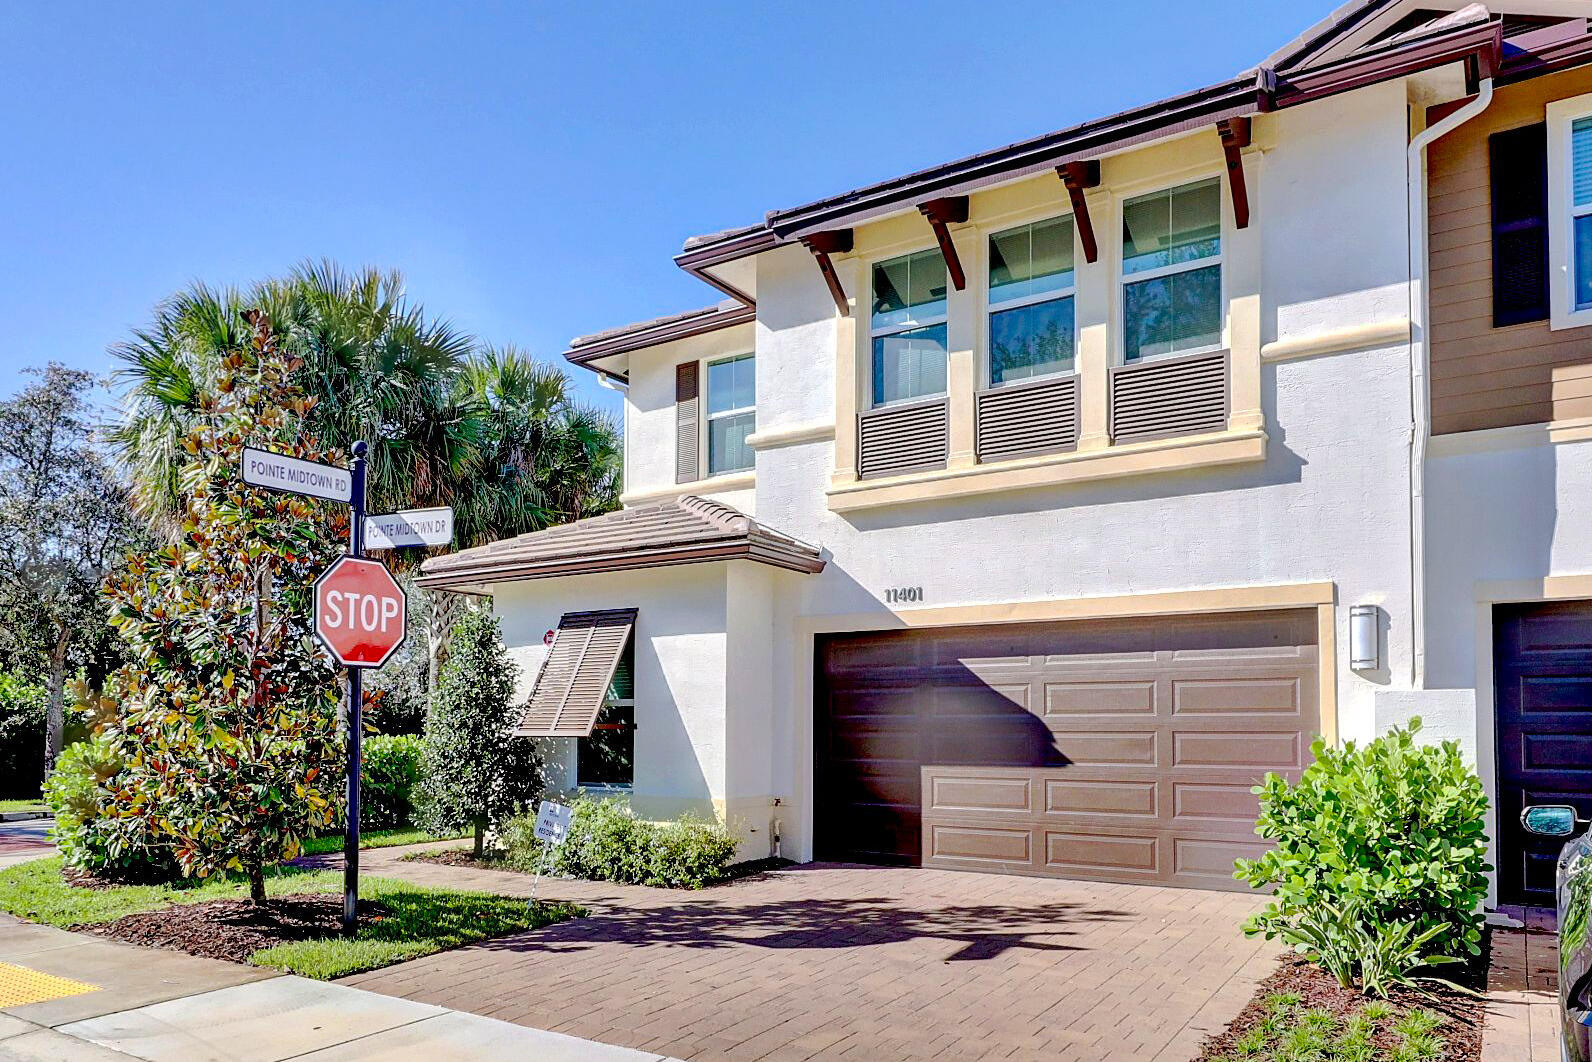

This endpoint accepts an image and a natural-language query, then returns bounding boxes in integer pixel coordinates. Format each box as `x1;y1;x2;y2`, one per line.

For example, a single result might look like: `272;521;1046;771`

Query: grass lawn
299;827;464;856
0;856;579;980
0;799;47;813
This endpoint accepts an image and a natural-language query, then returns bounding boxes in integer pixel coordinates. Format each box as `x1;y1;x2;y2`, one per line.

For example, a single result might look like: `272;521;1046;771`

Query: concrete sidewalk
0;913;678;1062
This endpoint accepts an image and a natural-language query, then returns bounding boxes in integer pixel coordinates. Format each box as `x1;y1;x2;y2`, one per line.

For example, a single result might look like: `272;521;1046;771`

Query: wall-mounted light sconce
1349;604;1380;671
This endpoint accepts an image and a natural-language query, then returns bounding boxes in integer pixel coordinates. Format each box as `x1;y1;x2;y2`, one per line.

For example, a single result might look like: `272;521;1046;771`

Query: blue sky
0;0;1325;416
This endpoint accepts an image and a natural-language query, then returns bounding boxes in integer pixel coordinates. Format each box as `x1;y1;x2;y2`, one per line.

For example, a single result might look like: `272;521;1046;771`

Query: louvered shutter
1490;123;1550;328
675;362;700;483
515;609;637;737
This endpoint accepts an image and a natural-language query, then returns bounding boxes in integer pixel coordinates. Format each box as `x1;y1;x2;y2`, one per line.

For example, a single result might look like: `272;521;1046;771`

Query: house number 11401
884;586;923;605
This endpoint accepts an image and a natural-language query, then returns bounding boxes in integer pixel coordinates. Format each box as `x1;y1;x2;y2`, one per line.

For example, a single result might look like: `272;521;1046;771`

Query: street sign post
364;507;454;550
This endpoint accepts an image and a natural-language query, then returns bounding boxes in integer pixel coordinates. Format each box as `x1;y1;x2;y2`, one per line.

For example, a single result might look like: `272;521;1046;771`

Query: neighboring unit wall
1427;65;1592;436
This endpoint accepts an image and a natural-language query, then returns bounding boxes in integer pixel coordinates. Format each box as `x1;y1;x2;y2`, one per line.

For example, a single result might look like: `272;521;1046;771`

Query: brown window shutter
516;609;637;737
675;361;700;483
1490;123;1550;328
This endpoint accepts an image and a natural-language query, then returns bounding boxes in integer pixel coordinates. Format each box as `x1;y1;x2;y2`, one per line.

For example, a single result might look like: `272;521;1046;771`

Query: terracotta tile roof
417;495;825;589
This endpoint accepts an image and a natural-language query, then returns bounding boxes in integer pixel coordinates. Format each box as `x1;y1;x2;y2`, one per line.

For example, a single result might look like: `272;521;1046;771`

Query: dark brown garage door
1495;601;1592;906
815;610;1319;890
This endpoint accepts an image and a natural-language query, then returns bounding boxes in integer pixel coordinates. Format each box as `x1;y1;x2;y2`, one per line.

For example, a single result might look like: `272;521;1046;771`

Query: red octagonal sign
313;556;407;668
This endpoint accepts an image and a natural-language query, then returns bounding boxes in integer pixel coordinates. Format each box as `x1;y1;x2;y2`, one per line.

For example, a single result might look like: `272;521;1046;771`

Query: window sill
827;426;1266;511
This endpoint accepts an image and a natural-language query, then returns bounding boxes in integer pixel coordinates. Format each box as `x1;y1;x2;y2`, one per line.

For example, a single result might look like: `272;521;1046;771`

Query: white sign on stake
241;447;353;504
534;800;574;846
364;507;454;550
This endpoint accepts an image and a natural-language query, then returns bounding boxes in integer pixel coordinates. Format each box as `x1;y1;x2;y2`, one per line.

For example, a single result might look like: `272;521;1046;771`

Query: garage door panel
1044;830;1159;874
1042;680;1158;716
1172;730;1303;769
817;609;1317;890
1519;732;1592;771
1171;676;1304;716
1516;674;1592;712
928;823;1034;867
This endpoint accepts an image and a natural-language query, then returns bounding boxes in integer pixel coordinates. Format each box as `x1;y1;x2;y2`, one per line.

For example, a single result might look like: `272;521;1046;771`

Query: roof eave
561;302;758;380
416;537;825;589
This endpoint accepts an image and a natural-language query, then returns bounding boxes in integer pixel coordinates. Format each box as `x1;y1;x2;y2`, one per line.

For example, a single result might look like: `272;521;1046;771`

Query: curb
0;811;51;822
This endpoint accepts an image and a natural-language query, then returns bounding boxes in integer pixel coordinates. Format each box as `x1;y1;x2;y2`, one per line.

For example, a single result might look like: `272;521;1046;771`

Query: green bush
0;673;47;799
44;734;177;882
361;735;424;829
1235;719;1490;990
503;797;739;889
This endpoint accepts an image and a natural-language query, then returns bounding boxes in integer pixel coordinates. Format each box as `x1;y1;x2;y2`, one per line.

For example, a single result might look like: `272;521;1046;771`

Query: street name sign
241;447;353;504
312;556;407;668
365;507;454;550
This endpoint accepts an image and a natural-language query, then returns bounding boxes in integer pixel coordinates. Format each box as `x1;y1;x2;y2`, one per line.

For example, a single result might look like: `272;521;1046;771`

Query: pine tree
91;311;347;901
417;609;541;855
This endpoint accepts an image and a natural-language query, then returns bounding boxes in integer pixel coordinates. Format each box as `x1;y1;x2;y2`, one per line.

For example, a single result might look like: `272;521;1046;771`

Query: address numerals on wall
884;586;924;605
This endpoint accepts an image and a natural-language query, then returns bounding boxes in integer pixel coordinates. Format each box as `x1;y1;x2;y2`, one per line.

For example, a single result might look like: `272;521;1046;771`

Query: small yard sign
240;446;353;503
365;506;454;550
534;800;574;846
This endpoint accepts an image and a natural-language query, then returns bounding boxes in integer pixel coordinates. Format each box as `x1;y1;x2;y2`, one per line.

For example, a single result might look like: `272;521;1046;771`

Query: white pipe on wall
1405;78;1493;689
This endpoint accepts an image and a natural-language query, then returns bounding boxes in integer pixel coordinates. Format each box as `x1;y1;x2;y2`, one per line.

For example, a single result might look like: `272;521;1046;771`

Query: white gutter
1406;77;1493;688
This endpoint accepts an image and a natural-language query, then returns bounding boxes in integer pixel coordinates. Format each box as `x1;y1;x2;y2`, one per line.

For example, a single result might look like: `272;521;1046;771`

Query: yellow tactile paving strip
0;961;99;1007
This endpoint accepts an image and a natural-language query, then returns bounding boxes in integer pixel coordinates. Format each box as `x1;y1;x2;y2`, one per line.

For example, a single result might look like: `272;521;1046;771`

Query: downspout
1406;77;1493;688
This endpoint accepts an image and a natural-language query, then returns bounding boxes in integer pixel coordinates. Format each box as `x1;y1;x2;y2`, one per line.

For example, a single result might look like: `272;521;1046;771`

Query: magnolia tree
417;609;541;855
89;311;347;900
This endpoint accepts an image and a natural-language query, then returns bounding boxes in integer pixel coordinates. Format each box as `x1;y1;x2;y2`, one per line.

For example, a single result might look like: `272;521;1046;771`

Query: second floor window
871;249;948;406
988;216;1076;385
1572;116;1592;312
706;353;755;475
1121;178;1222;361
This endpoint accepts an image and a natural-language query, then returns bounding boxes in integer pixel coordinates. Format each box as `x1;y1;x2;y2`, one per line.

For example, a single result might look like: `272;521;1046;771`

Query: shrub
503;797;739;889
44;734;177;882
360;735;425;829
1235;719;1490;991
0;673;46;798
416;610;542;854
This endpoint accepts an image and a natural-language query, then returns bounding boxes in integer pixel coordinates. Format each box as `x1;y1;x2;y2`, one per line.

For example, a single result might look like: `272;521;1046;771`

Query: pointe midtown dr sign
241;447;353;504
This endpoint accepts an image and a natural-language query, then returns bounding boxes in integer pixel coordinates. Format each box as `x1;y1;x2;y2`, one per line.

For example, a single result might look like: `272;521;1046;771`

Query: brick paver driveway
343;848;1277;1062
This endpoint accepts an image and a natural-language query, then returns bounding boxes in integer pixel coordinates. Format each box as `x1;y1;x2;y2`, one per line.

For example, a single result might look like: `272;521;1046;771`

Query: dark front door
1495;602;1592;906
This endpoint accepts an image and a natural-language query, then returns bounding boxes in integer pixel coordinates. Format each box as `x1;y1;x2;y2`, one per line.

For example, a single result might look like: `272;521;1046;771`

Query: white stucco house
420;0;1592;908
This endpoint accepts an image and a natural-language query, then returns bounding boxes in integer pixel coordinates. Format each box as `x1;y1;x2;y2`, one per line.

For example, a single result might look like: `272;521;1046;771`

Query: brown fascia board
561;301;757;381
415;537;826;589
1270;18;1503;106
1497;19;1592;85
1262;0;1401;73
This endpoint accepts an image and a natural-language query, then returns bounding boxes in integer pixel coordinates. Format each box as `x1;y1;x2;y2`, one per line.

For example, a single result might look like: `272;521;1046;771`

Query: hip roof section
417;494;826;589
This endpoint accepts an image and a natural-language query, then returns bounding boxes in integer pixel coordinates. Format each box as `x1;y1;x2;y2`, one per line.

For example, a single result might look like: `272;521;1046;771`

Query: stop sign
313;556;407;667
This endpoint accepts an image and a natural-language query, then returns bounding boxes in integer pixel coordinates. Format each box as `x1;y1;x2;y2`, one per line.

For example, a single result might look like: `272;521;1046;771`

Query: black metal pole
342;440;368;937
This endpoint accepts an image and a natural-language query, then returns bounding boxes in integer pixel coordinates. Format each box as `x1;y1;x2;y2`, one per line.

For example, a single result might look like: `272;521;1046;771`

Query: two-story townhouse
419;0;1592;908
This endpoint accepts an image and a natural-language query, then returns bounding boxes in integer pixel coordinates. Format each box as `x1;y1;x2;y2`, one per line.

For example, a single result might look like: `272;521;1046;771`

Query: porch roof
416;495;826;590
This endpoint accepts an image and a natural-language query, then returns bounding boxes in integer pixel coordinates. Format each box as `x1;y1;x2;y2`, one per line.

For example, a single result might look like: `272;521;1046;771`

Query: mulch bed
1195;953;1488;1062
76;895;390;964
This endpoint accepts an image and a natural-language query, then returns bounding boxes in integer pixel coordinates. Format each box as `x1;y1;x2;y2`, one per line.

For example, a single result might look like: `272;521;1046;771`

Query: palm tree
110;261;619;548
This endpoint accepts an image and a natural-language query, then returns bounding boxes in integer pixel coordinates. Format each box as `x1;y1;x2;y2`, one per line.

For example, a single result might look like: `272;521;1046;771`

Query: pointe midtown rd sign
312;557;407;668
241;447;353;504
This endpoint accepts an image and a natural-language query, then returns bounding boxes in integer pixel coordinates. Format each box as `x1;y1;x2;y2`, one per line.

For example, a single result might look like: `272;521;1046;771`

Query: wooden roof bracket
918;196;970;290
1056;161;1101;263
800;229;854;316
1217;117;1253;230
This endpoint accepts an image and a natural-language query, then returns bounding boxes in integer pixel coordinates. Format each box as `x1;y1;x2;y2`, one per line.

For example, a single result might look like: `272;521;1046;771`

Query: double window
1120;178;1223;361
705;353;755;475
870;249;948;406
1547;94;1592;329
987;216;1076;385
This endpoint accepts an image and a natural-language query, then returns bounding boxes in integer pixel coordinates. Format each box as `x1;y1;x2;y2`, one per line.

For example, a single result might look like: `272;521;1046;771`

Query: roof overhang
562;300;757;383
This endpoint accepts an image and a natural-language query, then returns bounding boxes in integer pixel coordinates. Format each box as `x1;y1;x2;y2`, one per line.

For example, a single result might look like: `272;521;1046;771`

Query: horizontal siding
1428;65;1592;436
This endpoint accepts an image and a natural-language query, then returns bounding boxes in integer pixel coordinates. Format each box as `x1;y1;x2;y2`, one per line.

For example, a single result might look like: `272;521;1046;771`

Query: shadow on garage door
814;609;1319;891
